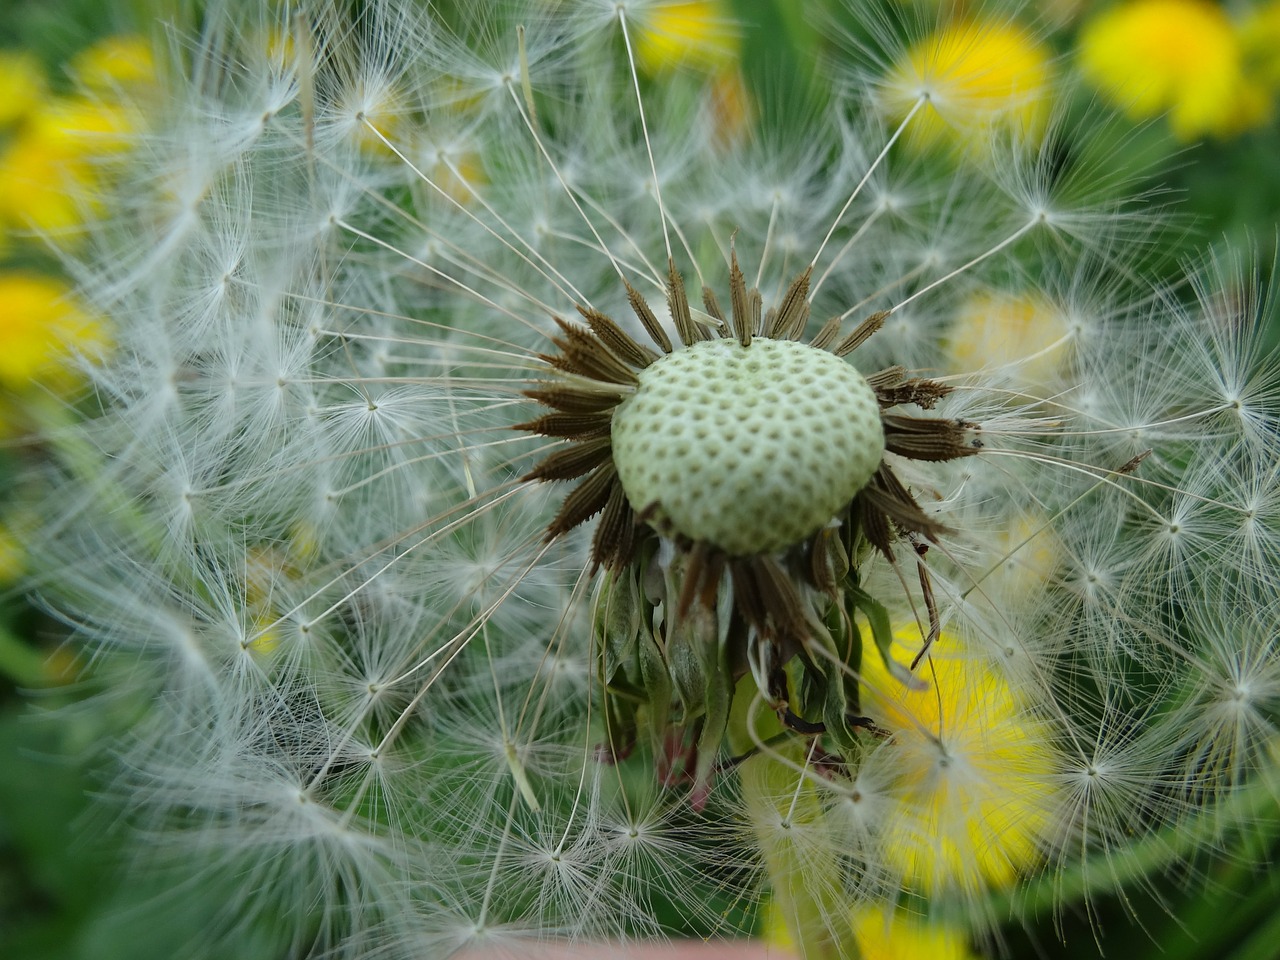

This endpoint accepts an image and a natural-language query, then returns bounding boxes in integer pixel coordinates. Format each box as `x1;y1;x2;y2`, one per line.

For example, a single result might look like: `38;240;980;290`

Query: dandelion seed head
611;337;884;555
21;0;1280;955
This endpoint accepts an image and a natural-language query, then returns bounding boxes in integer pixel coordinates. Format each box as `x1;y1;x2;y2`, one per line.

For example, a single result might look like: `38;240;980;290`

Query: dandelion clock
23;1;1280;958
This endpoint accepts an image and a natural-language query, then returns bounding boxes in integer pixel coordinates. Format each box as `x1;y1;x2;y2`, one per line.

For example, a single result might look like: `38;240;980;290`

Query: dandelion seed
878;14;1053;154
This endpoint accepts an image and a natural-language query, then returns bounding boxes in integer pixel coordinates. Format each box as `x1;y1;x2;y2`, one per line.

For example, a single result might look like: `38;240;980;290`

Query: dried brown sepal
675;541;724;622
737;559;777;633
667;258;708;346
876;378;953;410
545;317;640;386
866;365;906;393
744;555;811;651
515;411;613;440
729;557;767;631
748;287;763;336
592;482;638;572
834;310;889;357
859;463;949;549
523;384;625;414
808;526;850;594
701;286;729;335
855;487;895;557
624;278;674;354
770;266;813;341
809;315;843;352
882;414;979;461
729;249;752;347
576;305;658;369
761;306;778;337
522;435;613;482
545;461;619;539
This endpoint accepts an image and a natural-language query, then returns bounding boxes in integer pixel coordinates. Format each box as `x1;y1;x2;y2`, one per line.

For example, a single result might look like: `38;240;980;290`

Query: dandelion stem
740;747;862;960
992;761;1280;920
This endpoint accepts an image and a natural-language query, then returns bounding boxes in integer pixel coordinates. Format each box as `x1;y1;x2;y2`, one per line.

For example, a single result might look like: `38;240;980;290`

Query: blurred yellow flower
849;907;979;960
244;546;287;657
0;96;139;237
432;149;487;205
1078;0;1270;140
0;50;46;128
764;899;978;960
1241;0;1280;90
0;36;151;242
983;511;1063;600
882;19;1052;153
0;273;108;391
948;288;1072;386
70;34;157;90
860;628;1056;893
634;1;739;74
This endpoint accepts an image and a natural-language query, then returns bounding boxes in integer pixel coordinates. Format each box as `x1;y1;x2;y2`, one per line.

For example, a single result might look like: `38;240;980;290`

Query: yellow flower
1078;0;1270;140
947;288;1072;386
70;35;157;91
0;273;108;391
764;900;978;960
0;36;153;246
882;19;1052;154
0;95;139;237
1241;0;1280;90
860;628;1056;893
981;511;1063;601
634;1;739;75
0;50;46;128
849;907;979;960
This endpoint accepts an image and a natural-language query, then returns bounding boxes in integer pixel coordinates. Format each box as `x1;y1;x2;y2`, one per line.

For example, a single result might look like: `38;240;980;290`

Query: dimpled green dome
611;337;885;556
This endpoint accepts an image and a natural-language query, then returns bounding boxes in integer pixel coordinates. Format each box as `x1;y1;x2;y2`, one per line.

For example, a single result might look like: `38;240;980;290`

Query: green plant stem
1229;896;1280;960
739;751;861;960
0;625;50;687
992;765;1280;921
